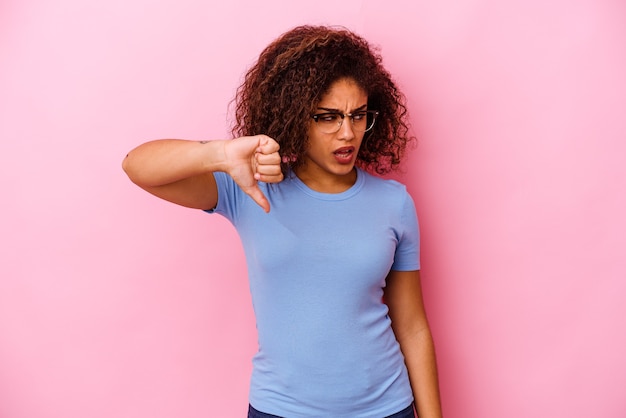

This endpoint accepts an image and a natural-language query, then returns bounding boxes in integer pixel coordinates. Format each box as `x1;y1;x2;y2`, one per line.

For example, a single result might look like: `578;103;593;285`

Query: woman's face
297;77;368;192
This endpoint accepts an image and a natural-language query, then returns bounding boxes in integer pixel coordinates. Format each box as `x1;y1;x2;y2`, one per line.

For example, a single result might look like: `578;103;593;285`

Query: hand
223;135;283;212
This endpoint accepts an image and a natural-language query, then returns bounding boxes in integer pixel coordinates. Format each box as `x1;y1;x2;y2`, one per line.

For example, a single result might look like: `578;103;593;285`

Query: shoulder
359;169;410;199
359;168;406;188
358;169;417;221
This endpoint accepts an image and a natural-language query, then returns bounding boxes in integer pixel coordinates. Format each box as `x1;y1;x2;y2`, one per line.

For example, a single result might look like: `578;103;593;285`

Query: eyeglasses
311;110;379;134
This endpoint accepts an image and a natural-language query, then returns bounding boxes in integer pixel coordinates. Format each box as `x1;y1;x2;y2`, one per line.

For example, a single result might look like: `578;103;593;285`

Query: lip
333;146;356;164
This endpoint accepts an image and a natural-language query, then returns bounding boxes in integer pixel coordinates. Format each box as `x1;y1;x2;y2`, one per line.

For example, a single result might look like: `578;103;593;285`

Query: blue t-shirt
208;168;420;417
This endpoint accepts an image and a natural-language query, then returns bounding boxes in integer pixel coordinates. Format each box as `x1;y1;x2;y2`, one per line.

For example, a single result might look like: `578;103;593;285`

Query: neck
294;166;357;193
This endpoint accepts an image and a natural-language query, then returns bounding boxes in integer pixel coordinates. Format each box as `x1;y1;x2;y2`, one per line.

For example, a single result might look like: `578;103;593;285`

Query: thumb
243;183;271;213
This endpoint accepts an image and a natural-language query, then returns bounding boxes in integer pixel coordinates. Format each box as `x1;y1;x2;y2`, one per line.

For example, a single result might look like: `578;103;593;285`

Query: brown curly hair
231;25;413;175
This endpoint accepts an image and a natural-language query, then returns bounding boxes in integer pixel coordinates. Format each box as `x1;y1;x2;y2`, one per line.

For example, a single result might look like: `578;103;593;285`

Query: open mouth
333;146;355;162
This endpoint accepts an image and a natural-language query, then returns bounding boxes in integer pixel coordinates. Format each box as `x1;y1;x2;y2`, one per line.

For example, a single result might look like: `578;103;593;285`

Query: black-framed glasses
311;110;379;134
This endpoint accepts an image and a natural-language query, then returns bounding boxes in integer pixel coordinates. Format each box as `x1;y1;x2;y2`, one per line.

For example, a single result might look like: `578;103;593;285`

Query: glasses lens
312;111;378;134
314;113;341;134
352;110;378;132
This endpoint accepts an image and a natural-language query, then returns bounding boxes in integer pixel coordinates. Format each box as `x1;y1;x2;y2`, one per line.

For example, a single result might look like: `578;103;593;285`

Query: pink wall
1;1;625;417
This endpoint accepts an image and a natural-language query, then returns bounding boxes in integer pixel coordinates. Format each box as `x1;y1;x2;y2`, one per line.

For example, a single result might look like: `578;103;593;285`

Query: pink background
1;1;625;417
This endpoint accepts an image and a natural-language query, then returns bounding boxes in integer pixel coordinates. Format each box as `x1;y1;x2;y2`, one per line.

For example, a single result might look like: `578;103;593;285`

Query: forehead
317;78;368;108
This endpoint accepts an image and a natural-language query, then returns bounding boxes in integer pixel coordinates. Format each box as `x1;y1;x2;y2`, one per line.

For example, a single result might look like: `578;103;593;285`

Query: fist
224;135;283;212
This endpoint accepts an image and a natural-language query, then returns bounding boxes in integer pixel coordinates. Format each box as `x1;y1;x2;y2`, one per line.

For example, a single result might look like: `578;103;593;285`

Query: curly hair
231;25;414;175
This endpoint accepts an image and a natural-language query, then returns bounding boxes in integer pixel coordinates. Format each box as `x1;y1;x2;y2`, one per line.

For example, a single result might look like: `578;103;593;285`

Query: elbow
121;154;133;179
121;153;141;185
121;154;130;174
392;321;433;346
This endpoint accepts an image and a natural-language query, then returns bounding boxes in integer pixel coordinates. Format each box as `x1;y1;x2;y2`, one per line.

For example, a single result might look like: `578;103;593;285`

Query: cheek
355;132;366;147
305;131;325;152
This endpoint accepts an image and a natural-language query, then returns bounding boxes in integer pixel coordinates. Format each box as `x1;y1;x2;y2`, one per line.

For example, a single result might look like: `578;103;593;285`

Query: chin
333;164;356;176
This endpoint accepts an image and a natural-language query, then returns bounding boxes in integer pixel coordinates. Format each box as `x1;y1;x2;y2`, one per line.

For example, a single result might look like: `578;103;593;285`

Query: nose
337;115;356;141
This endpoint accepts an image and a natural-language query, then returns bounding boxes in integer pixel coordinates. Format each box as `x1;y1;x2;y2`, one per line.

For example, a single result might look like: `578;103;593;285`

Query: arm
122;135;282;212
384;270;443;418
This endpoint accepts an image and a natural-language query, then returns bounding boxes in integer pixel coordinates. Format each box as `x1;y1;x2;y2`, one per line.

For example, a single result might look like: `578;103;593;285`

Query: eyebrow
316;104;368;113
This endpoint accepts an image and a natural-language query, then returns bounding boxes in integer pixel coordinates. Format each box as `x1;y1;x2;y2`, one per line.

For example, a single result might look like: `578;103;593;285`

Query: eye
351;111;367;121
316;113;340;123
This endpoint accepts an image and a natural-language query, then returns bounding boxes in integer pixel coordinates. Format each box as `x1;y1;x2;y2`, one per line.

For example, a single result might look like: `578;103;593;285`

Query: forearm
122;139;227;187
399;328;442;418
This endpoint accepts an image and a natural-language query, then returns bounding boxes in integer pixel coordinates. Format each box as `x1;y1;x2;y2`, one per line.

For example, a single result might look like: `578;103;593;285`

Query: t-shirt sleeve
203;171;242;224
391;191;421;271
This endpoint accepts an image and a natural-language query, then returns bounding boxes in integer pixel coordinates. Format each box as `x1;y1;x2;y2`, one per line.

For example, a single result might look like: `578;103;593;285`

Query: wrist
198;139;229;174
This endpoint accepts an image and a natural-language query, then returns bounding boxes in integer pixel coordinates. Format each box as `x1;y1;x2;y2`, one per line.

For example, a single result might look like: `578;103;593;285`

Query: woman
123;25;442;418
